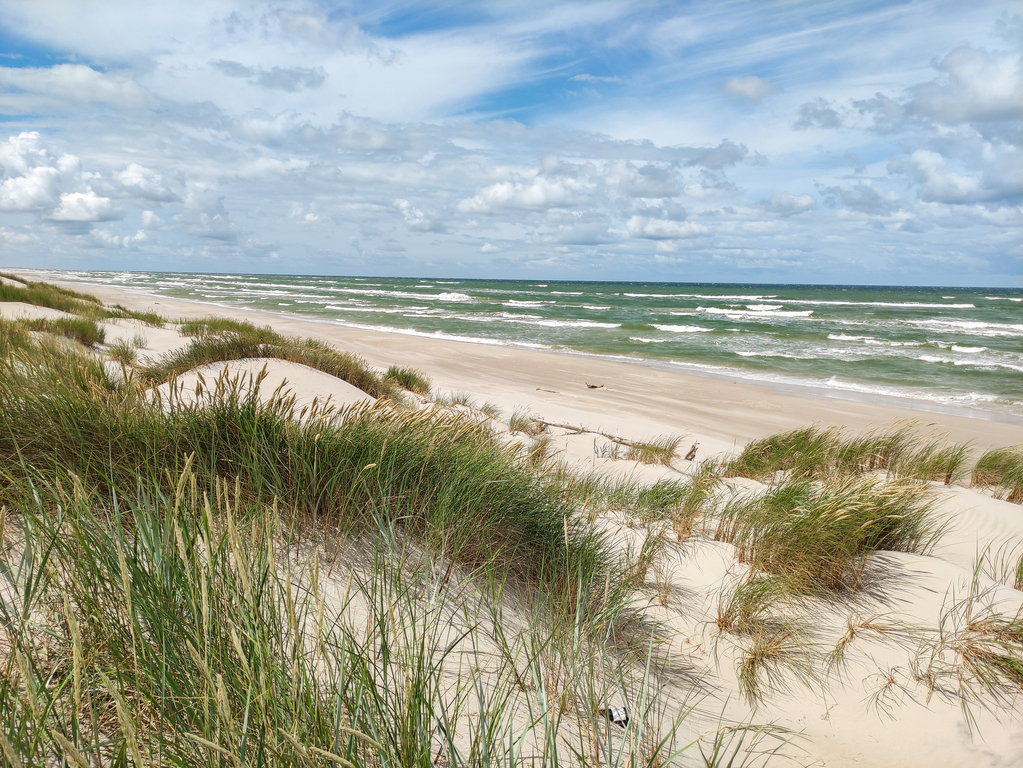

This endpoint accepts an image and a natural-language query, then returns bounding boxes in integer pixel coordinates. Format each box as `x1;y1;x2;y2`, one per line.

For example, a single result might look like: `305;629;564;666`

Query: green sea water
40;270;1023;417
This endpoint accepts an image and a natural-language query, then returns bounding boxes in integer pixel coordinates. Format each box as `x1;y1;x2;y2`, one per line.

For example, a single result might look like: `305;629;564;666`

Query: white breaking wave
985;296;1023;302
911;319;1023;337
777;299;976;309
651;324;713;333
951;345;987;354
630;337;669;343
700;307;814;318
747;304;782;311
503;300;552;307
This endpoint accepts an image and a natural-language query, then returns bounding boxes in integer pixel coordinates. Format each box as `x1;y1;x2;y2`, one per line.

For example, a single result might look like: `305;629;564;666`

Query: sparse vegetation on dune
0;272;164;325
972;445;1023;504
139;326;401;399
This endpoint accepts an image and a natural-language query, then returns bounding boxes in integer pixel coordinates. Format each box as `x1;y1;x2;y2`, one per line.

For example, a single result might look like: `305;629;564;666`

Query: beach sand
11;269;1023;767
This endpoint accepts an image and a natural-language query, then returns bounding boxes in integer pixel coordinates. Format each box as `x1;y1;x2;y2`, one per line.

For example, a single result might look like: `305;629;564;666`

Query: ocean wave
747;304;782;311
550;291;583;295
951;345;987;354
911;319;1023;337
583;305;611;310
827;333;923;347
700;307;814;318
629;337;668;343
779;299;976;309
625;292;772;300
504;300;552;307
985;296;1023;302
651;324;713;333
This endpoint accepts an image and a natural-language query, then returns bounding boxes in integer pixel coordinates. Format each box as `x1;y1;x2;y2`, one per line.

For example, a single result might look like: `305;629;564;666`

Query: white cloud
892;149;985;204
458;176;584;213
48;190;122;222
479;242;501;253
113;163;178;201
909;46;1023;124
395;198;445;232
0;64;158;109
626;216;707;239
763;192;816;217
723;75;779;104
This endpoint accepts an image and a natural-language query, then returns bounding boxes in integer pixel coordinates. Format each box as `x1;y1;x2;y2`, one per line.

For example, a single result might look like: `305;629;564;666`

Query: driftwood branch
530;418;645;447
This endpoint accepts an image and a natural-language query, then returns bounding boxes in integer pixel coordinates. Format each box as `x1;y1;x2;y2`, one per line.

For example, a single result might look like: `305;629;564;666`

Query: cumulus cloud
0;64;158;109
0;132;78;212
888;149;986;204
723;76;779;104
626;216;707;239
763;192;815;217
909;46;1023;125
113;163;179;202
792;98;843;130
47;190;122;222
395;198;446;232
458;175;584;213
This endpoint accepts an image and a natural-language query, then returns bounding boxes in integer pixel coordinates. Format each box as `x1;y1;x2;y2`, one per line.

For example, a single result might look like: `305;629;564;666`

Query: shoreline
14;269;1022;451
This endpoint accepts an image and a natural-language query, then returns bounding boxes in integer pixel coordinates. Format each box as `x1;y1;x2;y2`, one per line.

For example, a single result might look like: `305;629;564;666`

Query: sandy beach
4;269;1023;767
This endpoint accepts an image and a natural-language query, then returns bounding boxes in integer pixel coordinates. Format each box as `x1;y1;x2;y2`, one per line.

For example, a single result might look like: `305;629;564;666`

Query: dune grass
972;445;1023;504
725;423;971;486
713;476;940;592
625;435;685;467
20;316;107;347
385;364;431;397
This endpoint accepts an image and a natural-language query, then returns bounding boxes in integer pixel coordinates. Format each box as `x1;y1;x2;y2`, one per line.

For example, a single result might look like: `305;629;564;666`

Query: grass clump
385;364;431;396
625;434;685;466
108;338;137;365
714;477;940;592
726;423;970;486
972;445;1023;504
724;426;842;480
509;408;544;436
20;316;106;347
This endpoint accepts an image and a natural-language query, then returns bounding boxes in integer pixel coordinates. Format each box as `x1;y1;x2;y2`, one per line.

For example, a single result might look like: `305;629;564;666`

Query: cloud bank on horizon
0;0;1020;285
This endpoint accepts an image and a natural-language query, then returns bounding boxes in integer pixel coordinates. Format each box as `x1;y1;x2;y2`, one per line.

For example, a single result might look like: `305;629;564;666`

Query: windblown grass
972;445;1023;504
0;343;607;608
385;364;431;396
725;423;970;485
108;337;137;365
713;477;940;592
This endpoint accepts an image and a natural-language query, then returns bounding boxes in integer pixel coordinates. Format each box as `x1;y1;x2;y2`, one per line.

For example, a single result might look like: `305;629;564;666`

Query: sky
0;1;1020;285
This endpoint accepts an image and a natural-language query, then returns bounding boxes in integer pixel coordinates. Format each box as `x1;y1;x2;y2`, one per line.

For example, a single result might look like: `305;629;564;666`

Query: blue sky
0;1;1020;285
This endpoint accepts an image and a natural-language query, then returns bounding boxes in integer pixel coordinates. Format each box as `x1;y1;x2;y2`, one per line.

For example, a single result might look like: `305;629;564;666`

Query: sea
38;271;1023;419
